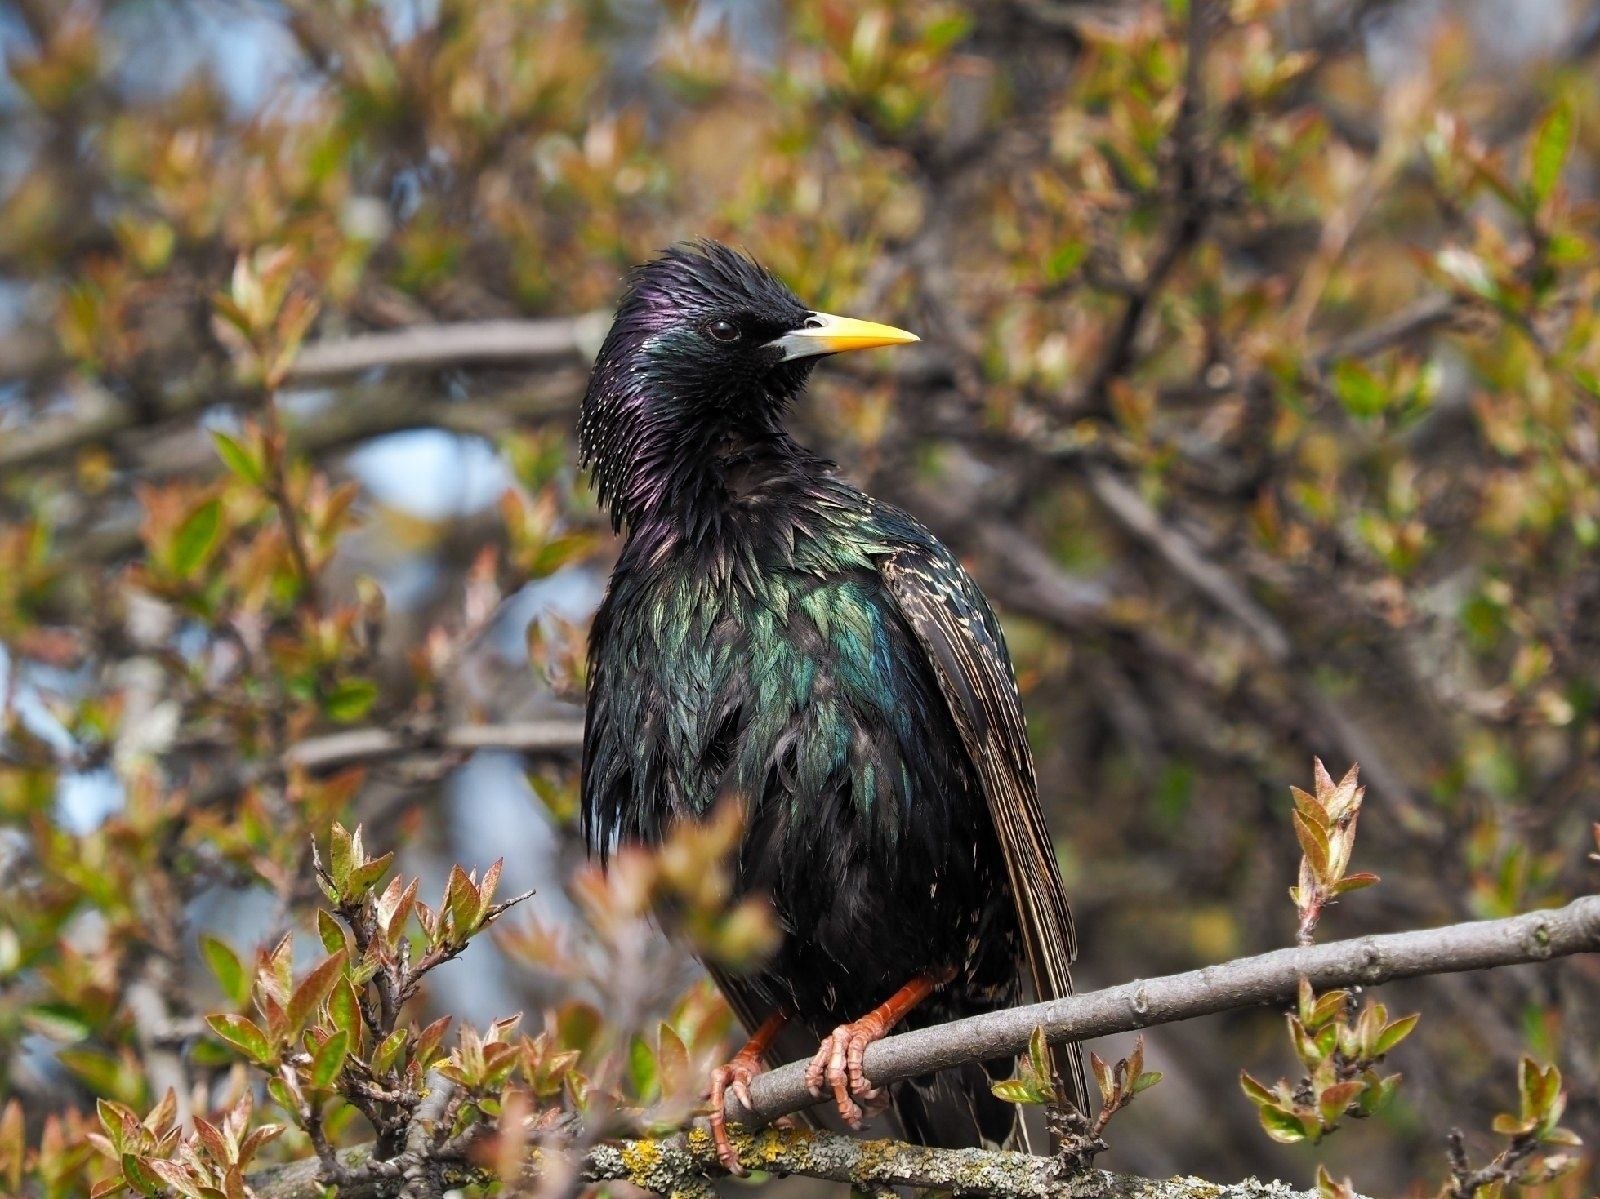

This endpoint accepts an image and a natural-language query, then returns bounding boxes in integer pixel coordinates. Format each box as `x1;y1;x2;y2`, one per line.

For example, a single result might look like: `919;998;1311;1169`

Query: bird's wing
883;543;1090;1116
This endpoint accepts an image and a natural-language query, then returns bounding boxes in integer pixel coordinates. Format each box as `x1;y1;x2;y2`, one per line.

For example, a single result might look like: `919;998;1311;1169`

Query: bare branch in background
288;315;608;382
285;716;586;774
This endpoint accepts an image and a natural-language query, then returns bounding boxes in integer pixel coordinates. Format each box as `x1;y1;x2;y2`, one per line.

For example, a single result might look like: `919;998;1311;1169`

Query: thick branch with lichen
247;1126;1364;1199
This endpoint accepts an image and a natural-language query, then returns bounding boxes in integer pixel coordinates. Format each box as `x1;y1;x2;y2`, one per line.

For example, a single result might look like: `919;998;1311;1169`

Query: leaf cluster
1240;978;1417;1146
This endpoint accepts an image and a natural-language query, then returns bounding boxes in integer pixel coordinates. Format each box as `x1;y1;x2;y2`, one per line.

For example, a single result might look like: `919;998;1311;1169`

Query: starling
578;241;1086;1168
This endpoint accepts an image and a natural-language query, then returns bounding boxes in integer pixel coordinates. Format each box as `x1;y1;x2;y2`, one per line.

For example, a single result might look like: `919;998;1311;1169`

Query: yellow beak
770;311;920;361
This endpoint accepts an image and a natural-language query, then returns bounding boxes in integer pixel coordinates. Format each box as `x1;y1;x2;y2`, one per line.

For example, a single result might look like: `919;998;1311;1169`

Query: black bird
578;241;1087;1167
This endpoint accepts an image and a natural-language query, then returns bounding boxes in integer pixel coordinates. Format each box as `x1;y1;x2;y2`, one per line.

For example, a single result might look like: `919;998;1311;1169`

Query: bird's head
579;240;918;530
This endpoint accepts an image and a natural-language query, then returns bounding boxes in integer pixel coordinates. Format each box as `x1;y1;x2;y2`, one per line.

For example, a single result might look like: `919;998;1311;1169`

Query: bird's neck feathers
579;322;819;545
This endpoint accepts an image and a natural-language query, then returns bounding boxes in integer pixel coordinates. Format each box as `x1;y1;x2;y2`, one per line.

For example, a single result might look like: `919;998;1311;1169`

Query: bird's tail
888;1055;1031;1151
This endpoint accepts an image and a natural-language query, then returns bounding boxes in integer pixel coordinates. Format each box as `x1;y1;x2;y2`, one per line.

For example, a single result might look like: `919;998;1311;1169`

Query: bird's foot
707;1049;765;1175
804;1014;893;1128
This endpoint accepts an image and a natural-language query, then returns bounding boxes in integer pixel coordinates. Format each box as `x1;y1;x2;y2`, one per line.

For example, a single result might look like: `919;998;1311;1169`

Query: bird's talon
707;1053;764;1176
811;1019;890;1128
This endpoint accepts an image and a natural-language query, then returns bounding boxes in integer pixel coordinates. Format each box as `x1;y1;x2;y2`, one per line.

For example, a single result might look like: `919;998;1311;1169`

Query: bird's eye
706;319;740;343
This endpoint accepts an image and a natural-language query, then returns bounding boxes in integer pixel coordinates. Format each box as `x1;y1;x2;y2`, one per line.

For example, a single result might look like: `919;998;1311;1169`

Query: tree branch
0;315;604;475
1079;462;1444;840
245;1125;1362;1199
724;896;1600;1127
287;314;607;383
1083;465;1290;662
283;716;585;774
177;715;585;813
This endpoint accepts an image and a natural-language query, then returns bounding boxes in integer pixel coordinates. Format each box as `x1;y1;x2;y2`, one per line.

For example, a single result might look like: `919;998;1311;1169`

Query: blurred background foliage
0;0;1598;1193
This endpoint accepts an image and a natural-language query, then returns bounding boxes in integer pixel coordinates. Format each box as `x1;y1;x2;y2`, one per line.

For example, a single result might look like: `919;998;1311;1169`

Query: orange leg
804;968;955;1127
708;1011;787;1174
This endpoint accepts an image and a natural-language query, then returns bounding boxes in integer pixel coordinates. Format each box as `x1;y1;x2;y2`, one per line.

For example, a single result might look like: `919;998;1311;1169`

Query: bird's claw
707;1052;764;1175
804;1017;890;1128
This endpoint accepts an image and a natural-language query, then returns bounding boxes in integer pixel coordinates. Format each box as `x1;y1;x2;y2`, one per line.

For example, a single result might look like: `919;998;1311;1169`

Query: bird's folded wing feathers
884;546;1091;1117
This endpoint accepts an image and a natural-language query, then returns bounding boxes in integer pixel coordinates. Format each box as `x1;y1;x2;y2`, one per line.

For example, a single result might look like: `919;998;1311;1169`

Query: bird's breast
584;540;980;883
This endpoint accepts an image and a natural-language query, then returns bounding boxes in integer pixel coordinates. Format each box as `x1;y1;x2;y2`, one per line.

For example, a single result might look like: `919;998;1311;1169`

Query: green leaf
1330;871;1380;896
328;823;355;892
628;1034;659;1101
1529;96;1574;207
1372;1012;1419;1056
328;979;360;1040
211;430;265;487
1259;1104;1313;1144
97;1098;139;1153
120;1153;165;1197
187;1039;235;1070
21;1001;92;1042
315;910;347;956
287;951;347;1037
1288;1014;1321;1066
1316;1079;1364;1125
206;1013;274;1065
922;12;972;52
1330;360;1388;419
60;1048;139;1104
1308;989;1349;1030
1045;240;1086;282
990;1077;1051;1105
346;851;395;898
310;1030;350;1090
1027;1026;1051;1088
1493;1112;1535;1136
372;1028;409;1074
170;497;224;578
1358;1071;1401;1116
555;1001;601;1053
1521;1057;1561;1123
322;678;379;724
1239;1070;1276;1106
1130;1070;1163;1095
201;935;249;1007
1292;809;1332;880
266;1076;297;1116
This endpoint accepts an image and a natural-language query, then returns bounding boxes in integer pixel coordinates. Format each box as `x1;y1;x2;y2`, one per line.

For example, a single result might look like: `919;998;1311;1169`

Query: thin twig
261;395;323;615
1079;0;1214;411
